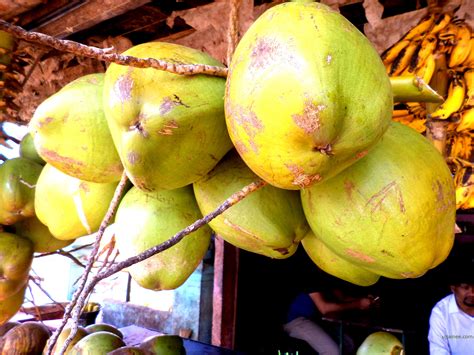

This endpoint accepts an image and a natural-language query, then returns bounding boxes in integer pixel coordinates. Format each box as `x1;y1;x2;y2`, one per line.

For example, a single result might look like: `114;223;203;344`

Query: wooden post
212;236;239;349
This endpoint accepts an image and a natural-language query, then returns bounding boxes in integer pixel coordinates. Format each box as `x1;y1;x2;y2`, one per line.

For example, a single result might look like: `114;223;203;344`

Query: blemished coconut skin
29;74;123;183
0;157;43;225
0;232;33;301
103;42;233;191
34;164;118;240
114;186;211;291
302;230;380;286
301;122;455;281
225;1;393;190
193;150;309;259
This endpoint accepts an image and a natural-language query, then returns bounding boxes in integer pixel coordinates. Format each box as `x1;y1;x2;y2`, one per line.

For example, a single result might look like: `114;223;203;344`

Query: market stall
0;0;473;354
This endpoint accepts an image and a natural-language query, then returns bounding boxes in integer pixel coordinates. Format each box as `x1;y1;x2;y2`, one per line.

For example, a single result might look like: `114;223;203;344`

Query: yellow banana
430;13;453;35
415;33;438;68
407;118;427;133
464;69;474;107
382;39;411;65
456;107;474;132
448;24;472;68
451;134;473;160
392;109;411;118
429;75;466;119
390;42;420;76
456;184;471;209
415;53;436;84
393;113;416;125
403;14;436;40
462;38;474;67
438;22;459;42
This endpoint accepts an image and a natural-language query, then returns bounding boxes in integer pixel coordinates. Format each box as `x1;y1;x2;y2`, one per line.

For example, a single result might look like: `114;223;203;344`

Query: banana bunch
451;158;474;209
382;13;474;209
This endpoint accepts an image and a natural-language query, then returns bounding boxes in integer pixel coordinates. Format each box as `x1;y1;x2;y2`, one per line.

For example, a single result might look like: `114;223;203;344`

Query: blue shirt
287;293;320;322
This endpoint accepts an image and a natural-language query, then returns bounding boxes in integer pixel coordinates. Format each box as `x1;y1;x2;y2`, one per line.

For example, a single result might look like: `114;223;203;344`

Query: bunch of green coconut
0;0;456;327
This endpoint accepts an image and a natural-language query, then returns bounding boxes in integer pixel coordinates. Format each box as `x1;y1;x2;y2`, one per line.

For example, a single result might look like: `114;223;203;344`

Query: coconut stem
0;20;229;78
46;172;129;355
390;75;443;103
46;178;266;355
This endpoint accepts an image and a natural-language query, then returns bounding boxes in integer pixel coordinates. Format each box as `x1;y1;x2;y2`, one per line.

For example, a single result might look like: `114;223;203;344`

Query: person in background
428;274;474;355
283;276;378;355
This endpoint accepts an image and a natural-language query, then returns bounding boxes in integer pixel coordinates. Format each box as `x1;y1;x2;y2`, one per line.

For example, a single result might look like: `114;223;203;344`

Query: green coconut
356;331;404;355
225;1;392;190
0;285;26;327
301;229;380;286
19;133;46;165
193;150;309;258
139;335;185;355
103;41;233;191
0;157;43;225
70;331;125;355
13;216;74;253
29;73;123;183
0;232;33;301
34;164;118;240
115;186;211;290
301;122;455;280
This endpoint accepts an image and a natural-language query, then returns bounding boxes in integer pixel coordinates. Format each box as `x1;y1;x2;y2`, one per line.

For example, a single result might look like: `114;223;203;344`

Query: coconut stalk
0;20;228;78
47;177;266;355
390;75;443;103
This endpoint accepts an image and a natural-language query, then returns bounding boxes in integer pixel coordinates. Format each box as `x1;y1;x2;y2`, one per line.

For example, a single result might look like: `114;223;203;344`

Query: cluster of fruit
0;1;459;327
0;319;184;354
381;12;474;209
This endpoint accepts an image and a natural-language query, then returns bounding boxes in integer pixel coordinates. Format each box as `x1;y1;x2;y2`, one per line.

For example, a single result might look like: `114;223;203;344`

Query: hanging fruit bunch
381;13;473;210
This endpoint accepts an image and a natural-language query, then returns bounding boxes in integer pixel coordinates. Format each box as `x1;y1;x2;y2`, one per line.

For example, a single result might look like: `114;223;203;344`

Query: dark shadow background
234;212;474;355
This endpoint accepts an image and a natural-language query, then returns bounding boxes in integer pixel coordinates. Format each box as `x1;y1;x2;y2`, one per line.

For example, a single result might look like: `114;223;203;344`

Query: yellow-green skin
225;2;393;190
139;335;185;355
29;73;123;183
356;331;404;355
70;331;125;355
84;323;123;339
115;186;211;290
301;122;455;280
0;232;32;301
302;230;379;286
103;42;233;191
193;150;309;259
47;325;89;354
0;284;26;326
0;157;43;225
13;216;74;253
34;164;119;240
19;133;46;166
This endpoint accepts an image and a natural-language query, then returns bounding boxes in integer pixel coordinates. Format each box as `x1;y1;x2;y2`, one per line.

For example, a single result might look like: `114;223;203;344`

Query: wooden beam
0;0;44;21
32;0;152;38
